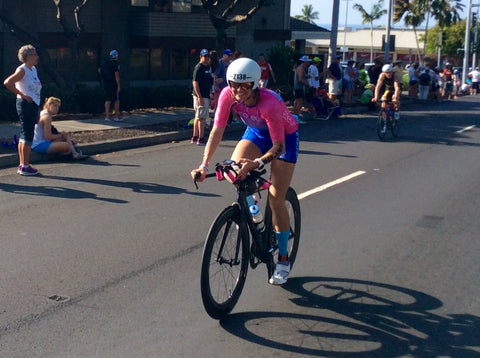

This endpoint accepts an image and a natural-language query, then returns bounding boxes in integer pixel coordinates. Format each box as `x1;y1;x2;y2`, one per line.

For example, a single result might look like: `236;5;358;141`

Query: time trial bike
376;100;400;141
194;160;301;320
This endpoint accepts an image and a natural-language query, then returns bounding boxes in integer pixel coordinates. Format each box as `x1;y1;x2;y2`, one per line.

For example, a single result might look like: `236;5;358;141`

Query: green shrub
73;85;105;114
266;44;299;102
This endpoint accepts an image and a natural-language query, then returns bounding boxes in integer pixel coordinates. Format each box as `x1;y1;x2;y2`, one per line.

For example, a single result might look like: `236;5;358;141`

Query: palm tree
401;0;427;64
397;0;464;65
353;0;387;63
430;0;464;65
294;4;319;24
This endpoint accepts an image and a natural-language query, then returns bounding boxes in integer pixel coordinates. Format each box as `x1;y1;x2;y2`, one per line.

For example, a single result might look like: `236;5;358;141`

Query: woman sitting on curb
32;97;87;160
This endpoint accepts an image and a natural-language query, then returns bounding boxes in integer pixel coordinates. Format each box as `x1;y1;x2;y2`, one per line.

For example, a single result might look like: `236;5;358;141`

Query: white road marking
455;125;476;134
297;171;367;200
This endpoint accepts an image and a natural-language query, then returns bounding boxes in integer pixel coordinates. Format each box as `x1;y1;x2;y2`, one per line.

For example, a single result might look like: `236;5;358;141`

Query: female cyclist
190;58;299;285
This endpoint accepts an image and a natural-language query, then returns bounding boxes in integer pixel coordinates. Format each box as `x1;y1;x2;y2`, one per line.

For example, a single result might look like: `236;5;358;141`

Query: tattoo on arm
262;143;285;165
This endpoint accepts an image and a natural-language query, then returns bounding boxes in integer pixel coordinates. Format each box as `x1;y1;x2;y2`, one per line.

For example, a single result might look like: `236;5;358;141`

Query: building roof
290;17;329;32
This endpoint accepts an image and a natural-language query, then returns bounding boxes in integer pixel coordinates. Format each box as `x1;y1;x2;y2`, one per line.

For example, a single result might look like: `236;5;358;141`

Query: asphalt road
0;97;479;357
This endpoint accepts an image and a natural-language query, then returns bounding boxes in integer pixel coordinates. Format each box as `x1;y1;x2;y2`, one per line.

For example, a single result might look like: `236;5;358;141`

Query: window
172;0;191;12
130;48;150;80
131;0;149;6
151;0;171;12
150;48;168;79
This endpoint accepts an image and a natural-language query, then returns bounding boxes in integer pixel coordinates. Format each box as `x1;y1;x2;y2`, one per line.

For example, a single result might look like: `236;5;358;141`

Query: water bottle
388;108;393;117
249;204;265;232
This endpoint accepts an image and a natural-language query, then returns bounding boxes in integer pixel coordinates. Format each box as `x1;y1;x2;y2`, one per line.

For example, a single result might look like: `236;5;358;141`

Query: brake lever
193;171;201;190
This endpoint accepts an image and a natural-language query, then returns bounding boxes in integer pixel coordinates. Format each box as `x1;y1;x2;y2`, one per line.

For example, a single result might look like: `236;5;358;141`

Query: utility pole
342;0;351;61
472;4;480;69
463;0;473;85
330;0;340;66
384;0;392;63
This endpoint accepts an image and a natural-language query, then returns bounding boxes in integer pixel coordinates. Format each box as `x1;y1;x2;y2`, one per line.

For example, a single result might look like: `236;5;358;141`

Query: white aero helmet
226;57;261;90
382;64;393;73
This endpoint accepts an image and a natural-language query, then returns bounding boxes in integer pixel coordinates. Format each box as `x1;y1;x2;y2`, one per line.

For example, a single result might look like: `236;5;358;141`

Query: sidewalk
0;103;373;171
0;108;202;170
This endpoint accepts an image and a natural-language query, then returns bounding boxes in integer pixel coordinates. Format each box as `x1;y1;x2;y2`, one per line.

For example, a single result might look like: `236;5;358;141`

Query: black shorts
104;84;119;102
294;89;304;99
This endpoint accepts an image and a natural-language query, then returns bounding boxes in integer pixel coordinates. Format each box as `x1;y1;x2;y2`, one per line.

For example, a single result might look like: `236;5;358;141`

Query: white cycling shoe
269;261;290;285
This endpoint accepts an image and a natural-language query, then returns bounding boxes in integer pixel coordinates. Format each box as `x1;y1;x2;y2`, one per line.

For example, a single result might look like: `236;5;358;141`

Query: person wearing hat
293;55;312;119
99;49;121;121
257;53;276;88
215;49;233;93
325;55;342;102
308;56;322;96
467;66;480;95
360;83;376;110
191;49;213;145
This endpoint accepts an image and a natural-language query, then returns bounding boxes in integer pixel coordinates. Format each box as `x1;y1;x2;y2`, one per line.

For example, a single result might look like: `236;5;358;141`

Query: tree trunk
413;27;422;64
370;22;374;62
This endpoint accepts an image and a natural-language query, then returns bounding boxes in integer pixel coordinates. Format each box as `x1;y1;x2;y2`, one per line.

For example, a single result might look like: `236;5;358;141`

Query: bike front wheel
376;109;387;141
265;187;301;271
200;205;249;319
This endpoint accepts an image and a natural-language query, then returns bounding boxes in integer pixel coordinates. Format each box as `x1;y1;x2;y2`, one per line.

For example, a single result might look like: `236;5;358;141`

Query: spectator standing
215;49;233;93
453;69;461;97
408;62;419;99
358;63;368;88
293;55;312;119
468;67;480;95
442;64;454;100
393;60;403;87
432;67;442;102
100;50;121;121
3;44;42;176
343;60;358;104
418;66;432;101
257;53;276;88
325;55;342;103
32;97;86;160
308;56;322;96
368;58;383;86
191;49;213;146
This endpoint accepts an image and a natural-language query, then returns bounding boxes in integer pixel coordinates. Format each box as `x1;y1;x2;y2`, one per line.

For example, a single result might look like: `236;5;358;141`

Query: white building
306;27;425;64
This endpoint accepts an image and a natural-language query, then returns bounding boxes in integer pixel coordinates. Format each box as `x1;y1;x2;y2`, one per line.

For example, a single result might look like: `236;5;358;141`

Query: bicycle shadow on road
42;174;189;195
220;276;480;357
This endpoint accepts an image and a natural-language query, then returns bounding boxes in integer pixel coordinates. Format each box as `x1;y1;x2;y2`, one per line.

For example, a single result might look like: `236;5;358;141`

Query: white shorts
327;79;340;95
193;96;210;119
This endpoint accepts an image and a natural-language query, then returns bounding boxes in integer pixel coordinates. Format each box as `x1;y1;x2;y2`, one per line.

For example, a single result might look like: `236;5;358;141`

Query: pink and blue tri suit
214;87;299;163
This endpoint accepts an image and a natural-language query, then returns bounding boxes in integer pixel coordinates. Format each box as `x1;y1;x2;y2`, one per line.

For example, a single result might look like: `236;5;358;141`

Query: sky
290;0;469;30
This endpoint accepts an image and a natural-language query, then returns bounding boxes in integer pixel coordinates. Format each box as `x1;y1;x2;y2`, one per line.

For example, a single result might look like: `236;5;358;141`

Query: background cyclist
190;57;299;285
372;64;402;119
